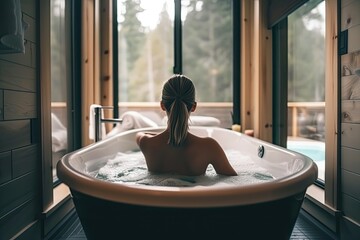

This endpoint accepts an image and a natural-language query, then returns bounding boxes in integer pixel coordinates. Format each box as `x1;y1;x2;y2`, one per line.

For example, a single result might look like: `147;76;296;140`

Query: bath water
95;150;274;187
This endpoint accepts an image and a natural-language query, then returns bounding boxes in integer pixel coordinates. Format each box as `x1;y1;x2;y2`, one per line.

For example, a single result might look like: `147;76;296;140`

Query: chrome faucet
94;106;122;142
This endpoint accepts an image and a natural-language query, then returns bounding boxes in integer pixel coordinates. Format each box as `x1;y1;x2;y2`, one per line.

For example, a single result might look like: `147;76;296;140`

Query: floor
50;209;336;240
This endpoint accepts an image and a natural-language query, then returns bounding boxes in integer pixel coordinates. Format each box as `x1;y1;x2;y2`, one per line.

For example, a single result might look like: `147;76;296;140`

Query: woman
136;74;237;176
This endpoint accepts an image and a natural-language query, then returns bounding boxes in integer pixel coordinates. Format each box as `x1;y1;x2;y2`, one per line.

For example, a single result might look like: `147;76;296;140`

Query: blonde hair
162;74;195;147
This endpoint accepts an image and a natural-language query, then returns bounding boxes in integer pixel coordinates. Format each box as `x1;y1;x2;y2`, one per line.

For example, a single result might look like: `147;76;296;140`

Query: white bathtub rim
57;158;317;208
57;127;318;208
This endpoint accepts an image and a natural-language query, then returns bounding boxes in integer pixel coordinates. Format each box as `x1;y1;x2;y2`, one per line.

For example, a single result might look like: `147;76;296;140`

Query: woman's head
161;74;196;146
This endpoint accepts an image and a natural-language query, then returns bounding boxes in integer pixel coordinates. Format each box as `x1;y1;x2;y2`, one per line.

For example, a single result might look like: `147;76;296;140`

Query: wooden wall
0;0;42;239
340;0;360;239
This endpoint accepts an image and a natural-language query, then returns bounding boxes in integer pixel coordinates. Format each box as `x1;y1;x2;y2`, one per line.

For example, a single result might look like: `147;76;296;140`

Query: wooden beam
100;0;113;132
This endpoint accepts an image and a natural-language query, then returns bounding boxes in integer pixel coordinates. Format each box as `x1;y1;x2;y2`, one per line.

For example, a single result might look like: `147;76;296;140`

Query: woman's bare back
136;131;237;176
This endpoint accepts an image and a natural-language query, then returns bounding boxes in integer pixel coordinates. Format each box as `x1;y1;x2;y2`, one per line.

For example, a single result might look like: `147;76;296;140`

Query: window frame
50;0;82;185
272;2;327;187
40;0;82;209
271;0;339;209
113;0;241;125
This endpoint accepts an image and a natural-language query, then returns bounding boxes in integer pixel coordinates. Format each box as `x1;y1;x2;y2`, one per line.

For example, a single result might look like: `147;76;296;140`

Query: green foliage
182;0;233;102
50;1;68;102
288;0;325;102
119;0;146;70
118;0;232;102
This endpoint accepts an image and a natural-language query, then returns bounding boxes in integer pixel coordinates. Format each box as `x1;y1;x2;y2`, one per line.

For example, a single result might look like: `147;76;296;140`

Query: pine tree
288;0;325;102
118;0;146;101
182;0;232;102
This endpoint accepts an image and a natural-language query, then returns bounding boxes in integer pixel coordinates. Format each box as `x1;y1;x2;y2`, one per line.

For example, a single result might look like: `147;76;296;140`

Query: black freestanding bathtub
57;127;317;240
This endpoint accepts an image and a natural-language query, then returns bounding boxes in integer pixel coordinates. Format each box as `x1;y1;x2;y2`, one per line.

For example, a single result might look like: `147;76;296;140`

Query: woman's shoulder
136;132;156;146
189;133;219;146
136;131;166;148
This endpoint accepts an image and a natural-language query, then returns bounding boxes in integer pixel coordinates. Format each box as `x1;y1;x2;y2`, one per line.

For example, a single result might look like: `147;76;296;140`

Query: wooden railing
288;102;325;139
116;102;234;129
51;101;325;139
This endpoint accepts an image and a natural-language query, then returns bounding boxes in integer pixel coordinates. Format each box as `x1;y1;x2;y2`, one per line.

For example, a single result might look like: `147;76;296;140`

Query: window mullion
174;0;182;74
232;0;241;125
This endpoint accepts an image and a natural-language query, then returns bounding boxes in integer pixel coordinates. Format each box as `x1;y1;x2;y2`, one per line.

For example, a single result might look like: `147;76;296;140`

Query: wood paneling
341;123;360;149
0;120;31;152
0;0;42;238
341;0;360;30
341;0;357;8
341;50;360;77
348;25;360;53
0;42;33;67
23;14;36;43
0;171;37;218
340;216;360;240
21;0;36;18
342;194;360;223
340;0;360;235
342;147;360;174
342;100;360;123
341;75;360;100
30;42;36;68
0;90;3;120
0;199;38;240
15;221;41;240
0;3;36;67
342;170;360;200
4;90;37;120
0;60;36;92
0;151;12;184
12;144;38;178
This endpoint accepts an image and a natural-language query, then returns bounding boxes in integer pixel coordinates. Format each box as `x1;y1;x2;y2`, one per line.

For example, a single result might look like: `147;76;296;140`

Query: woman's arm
208;138;237;176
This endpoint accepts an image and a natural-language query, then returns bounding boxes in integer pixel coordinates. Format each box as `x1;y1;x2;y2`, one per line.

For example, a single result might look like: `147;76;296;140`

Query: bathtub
57;126;317;240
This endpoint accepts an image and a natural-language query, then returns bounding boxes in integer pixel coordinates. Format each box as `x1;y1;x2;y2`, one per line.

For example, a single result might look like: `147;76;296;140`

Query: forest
118;0;233;102
118;0;325;103
50;0;325;104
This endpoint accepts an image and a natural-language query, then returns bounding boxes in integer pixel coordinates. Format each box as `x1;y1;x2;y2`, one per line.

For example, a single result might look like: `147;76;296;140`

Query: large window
285;0;326;182
118;0;174;102
182;0;233;102
50;0;81;183
116;0;234;128
51;0;69;182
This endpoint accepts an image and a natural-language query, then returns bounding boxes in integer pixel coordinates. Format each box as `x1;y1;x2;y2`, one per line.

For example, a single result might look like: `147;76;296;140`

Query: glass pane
182;0;233;127
51;0;69;182
118;0;174;102
182;0;233;128
182;0;233;103
287;0;326;182
116;0;233;131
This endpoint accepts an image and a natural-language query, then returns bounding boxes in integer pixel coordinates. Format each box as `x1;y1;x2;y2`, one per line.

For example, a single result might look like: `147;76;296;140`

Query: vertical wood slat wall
100;0;114;133
82;0;102;146
340;0;360;239
0;0;42;239
82;0;113;146
241;0;273;142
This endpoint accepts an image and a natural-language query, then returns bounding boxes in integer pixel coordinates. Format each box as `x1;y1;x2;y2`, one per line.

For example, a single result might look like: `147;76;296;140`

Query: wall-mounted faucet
94;106;122;142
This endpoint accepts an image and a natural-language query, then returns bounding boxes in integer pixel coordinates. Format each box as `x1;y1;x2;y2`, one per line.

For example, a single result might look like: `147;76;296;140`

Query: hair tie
175;95;183;101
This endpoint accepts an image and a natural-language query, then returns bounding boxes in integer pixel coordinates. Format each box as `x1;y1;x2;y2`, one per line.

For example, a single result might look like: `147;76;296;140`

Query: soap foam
95;150;274;187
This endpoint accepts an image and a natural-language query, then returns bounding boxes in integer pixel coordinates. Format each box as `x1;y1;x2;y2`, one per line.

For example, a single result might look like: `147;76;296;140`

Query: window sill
302;184;340;233
306;184;325;205
44;183;71;214
42;183;74;237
